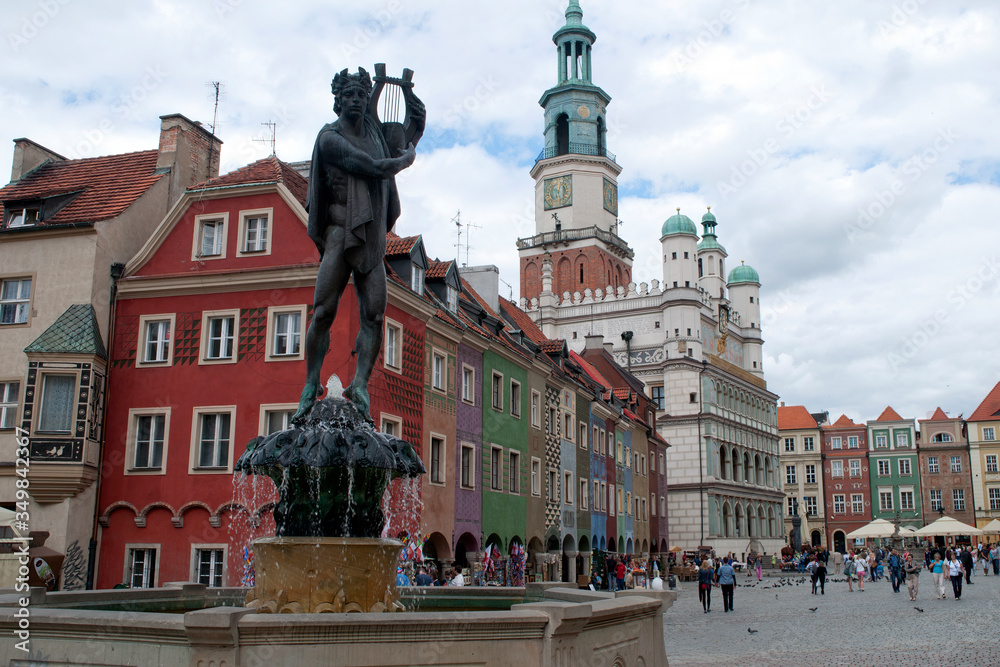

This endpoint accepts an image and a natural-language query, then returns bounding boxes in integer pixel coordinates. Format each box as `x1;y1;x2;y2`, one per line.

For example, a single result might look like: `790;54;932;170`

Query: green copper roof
728;263;760;285
554;0;596;42
661;211;697;237
24;304;107;358
702;209;717;223
697;235;726;252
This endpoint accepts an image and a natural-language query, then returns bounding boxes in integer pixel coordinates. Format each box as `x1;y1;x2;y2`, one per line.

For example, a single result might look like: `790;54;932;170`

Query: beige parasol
914;516;982;537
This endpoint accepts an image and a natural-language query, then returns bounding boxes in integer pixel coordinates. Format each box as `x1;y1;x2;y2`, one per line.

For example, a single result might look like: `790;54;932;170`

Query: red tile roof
918;407;951;423
826;414;861;429
426;260;452;280
612;387;634;401
538;339;565;354
497;297;548;345
969;380;1000;422
386;234;418;257
570;350;611;390
778;405;818;430
188;156;308;207
875;406;904;422
0;150;164;225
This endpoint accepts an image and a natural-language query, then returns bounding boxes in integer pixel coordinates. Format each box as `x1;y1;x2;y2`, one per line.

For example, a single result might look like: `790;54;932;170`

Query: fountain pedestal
246;537;405;613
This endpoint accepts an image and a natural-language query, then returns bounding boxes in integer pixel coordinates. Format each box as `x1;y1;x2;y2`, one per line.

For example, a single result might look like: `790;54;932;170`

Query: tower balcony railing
516;225;634;258
535;143;616;164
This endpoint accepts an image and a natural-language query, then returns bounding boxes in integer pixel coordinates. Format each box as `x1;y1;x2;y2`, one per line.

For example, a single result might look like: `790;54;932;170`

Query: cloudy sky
3;0;999;424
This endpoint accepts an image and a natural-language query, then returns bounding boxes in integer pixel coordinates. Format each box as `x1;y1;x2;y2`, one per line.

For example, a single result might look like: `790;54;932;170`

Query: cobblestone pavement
663;569;1000;666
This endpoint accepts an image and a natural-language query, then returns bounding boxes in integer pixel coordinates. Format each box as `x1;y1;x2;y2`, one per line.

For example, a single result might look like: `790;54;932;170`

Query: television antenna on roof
452;210;481;267
254;120;277;156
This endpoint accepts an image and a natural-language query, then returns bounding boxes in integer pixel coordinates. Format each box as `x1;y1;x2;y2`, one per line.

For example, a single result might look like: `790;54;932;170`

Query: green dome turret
661;209;697;237
697;206;726;252
728;261;760;285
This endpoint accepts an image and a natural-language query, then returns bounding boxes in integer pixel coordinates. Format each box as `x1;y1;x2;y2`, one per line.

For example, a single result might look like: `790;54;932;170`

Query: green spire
565;0;584;25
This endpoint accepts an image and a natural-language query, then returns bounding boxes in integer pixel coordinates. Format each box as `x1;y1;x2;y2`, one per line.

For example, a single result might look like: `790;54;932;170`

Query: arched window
556;113;569;156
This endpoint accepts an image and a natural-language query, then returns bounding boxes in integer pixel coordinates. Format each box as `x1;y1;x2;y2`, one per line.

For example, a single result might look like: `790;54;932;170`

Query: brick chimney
156;114;223;205
9;138;66;183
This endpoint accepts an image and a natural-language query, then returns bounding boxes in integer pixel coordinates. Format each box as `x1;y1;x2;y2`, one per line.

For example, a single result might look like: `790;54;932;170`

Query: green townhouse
867;407;922;529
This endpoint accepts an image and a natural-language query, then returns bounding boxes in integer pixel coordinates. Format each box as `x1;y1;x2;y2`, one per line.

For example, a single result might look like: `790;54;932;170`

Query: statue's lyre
369;63;425;155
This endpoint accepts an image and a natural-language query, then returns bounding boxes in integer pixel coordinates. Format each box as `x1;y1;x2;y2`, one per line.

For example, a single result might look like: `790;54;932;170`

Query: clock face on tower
544;175;573;210
603;178;618;215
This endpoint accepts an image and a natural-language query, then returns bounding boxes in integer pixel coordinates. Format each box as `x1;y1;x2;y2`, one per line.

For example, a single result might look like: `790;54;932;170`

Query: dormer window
6;207;40;228
446;285;458;312
411;263;424;293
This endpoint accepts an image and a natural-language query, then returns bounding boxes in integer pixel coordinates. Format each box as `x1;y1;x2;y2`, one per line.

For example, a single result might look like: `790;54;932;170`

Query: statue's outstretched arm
319;131;414;178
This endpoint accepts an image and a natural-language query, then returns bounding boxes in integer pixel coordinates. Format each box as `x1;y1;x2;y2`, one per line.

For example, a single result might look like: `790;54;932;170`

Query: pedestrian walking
832;550;843;576
806;556;819;594
815;556;827;595
698;560;714;613
856;553;866;591
717;557;736;612
889;549;902;593
960;547;974;585
930;552;947;599
947;550;965;600
992;545;999;575
903;553;921;601
756;555;763;582
846;555;855;592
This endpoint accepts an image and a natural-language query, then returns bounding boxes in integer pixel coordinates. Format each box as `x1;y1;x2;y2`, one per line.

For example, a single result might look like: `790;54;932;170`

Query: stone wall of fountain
0;583;674;666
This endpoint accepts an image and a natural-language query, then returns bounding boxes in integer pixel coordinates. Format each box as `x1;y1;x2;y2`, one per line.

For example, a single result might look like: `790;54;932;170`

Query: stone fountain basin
0;583;674;666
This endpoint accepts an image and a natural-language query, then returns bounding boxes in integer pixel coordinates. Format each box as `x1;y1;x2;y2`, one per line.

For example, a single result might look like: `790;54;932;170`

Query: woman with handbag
698;560;715;613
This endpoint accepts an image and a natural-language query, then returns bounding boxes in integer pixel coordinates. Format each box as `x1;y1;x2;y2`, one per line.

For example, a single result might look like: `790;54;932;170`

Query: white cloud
2;0;998;420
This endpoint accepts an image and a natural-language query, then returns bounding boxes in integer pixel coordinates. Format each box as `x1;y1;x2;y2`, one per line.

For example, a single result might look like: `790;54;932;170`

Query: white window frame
986;454;998;474
266;306;306;361
0;380;21;430
950;456;962;473
803;436;815;452
785;465;797;485
952;488;965;512
460;443;475;490
259;404;297;436
564;470;574;505
579;421;587;450
879;488;894;512
848;436;859;449
877;459;890;477
380;413;402;438
831;460;844;478
137;314;176;367
508;450;520;494
124;544;160;589
805;464;816;484
898;458;911;477
833;494;845;514
899;488;914;511
531;457;541;496
199;309;240;365
491;445;504;491
191;544;228;588
928;456;939;474
384;318;402;372
548;469;559;502
875;435;887;448
189;406;237;474
431;349;447;393
784;437;795;452
984;427;996;441
461;364;475;404
580;479;589;510
491;372;503;411
0;275;33;326
429;433;446;486
531;390;541;428
192;213;229;260
804;496;817;516
411;263;425;293
125;407;171;476
896;432;909;448
4;206;39;228
35;372;78;434
929;489;942;511
851;494;864;513
510;380;521;418
236;208;273;257
831;436;842;449
989;487;1000;510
